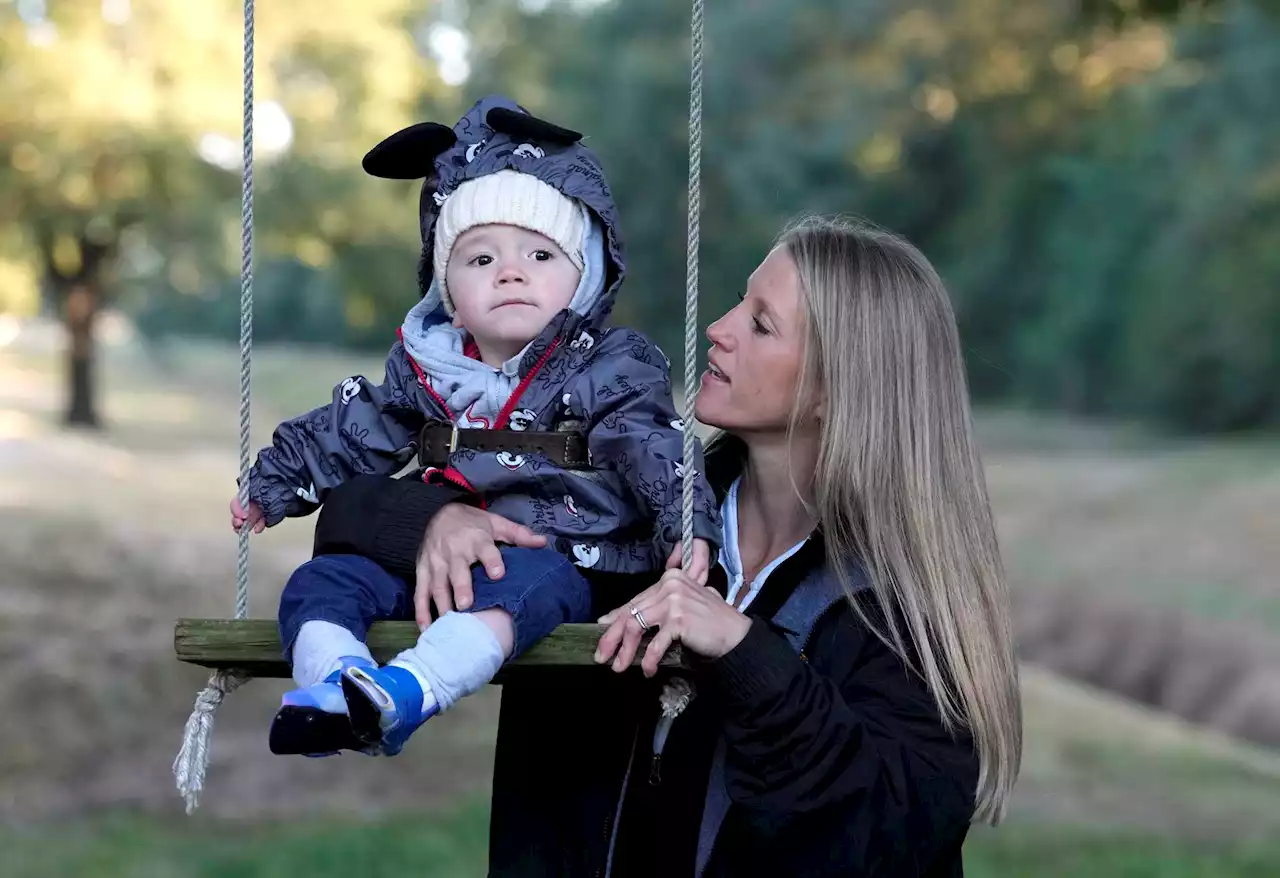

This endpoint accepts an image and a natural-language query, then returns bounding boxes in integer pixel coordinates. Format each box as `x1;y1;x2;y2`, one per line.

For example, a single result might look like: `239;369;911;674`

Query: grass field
5;808;1280;878
2;321;1278;875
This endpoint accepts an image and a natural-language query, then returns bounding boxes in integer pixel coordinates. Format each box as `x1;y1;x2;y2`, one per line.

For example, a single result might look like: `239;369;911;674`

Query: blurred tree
464;0;1278;431
464;0;1127;364
0;0;435;427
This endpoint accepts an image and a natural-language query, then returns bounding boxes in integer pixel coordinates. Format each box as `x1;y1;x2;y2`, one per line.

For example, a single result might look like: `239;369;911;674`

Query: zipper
494;337;562;429
694;603;842;878
798;599;843;663
601;725;639;878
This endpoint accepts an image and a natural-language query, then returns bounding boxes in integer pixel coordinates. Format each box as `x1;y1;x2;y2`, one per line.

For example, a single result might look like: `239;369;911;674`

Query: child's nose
496;265;526;284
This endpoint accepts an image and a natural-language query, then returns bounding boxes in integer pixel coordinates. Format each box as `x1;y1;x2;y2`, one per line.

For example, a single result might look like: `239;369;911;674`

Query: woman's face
696;246;814;435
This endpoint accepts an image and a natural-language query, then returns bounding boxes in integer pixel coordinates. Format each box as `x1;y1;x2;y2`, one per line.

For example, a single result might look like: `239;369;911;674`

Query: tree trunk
63;282;101;428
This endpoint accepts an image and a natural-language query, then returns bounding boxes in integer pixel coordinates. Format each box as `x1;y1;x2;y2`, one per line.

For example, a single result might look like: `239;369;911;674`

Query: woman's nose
706;314;732;350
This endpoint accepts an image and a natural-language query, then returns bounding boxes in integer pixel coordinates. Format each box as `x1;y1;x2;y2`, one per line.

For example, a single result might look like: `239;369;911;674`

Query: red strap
494;338;562;429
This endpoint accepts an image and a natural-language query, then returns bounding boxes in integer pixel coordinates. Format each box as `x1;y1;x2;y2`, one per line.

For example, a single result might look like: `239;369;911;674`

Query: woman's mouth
705;363;729;384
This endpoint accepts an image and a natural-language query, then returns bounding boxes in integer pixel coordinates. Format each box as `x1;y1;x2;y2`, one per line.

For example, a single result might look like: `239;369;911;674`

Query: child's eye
470;254;493;266
532;249;553;261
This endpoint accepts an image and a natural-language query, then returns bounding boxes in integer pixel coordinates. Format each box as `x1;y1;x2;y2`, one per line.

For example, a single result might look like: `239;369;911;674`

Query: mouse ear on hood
362;122;458;179
485;107;583;146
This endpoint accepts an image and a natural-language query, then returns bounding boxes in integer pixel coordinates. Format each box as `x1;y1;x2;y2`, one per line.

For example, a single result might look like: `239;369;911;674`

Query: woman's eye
751;317;769;336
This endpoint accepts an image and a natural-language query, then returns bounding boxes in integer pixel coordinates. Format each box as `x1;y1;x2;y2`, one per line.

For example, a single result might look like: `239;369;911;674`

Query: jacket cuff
692;512;723;551
247;467;291;527
655;511;723;555
702;619;802;708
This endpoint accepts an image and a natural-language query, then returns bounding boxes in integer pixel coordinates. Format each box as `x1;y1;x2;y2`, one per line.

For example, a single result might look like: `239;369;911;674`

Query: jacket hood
363;94;627;333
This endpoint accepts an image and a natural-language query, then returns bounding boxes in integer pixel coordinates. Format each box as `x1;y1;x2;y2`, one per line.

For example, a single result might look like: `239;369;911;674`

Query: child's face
447;224;581;364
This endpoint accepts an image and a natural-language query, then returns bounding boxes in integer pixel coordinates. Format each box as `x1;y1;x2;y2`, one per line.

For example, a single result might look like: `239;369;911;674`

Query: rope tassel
173;670;249;814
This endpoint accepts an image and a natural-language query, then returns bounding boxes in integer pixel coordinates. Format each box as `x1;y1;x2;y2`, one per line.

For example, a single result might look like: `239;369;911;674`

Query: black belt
418;422;590;468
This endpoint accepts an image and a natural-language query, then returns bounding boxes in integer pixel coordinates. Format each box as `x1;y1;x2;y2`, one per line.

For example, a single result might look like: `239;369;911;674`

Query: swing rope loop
173;0;255;814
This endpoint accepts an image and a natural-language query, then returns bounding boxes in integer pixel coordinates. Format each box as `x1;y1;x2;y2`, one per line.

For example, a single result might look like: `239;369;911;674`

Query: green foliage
4;0;1277;432
972;5;1280;430
466;0;1280;433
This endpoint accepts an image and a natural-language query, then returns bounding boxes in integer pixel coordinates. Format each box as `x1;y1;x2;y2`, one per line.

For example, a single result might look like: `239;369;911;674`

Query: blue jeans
278;547;593;662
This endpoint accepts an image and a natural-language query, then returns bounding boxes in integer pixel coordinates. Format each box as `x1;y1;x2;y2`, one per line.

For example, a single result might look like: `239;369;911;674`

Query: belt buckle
448;424;459;454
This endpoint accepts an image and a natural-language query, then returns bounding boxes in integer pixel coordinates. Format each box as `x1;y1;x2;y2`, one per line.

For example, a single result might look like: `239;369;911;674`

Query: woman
314;216;1022;876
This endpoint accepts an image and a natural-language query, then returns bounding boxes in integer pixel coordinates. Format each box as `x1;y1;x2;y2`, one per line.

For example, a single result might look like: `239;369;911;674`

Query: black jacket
313;439;978;876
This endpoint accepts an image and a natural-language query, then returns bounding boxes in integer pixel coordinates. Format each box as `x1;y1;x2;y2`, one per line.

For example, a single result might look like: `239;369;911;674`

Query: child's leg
342;547;591;753
272;554;412;756
278;554;413;685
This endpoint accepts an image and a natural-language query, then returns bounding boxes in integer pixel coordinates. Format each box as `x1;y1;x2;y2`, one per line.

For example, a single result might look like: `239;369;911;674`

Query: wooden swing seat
174;619;686;680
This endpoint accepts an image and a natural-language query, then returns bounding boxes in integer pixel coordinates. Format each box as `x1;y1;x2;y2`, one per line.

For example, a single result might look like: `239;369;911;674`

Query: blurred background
2;0;1279;875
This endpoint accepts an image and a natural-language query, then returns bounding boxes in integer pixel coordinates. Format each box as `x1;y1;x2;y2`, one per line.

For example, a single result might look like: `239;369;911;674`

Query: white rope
662;0;706;725
173;0;255;814
680;0;704;572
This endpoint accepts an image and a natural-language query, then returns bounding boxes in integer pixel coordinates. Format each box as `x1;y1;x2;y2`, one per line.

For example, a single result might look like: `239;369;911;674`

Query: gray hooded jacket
246;95;721;573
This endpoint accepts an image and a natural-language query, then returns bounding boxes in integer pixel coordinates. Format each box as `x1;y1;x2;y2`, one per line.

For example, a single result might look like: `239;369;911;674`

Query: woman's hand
595;569;752;677
415;503;547;628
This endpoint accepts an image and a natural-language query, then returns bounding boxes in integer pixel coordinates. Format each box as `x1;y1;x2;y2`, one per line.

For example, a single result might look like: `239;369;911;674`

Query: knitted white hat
432;169;585;315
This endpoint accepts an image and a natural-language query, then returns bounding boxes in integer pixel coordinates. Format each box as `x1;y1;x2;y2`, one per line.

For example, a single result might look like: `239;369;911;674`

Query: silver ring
631;606;650;631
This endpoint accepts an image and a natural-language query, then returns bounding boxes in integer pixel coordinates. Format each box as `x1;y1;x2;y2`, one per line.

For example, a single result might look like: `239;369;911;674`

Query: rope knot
173;669;250;814
659;676;696;719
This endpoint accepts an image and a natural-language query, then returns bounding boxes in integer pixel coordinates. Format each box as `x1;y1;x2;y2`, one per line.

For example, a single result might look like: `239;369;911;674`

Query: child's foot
340;664;438;756
270;656;377;757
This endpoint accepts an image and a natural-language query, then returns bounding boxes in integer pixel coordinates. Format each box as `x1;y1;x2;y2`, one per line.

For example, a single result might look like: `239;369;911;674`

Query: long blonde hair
781;215;1021;824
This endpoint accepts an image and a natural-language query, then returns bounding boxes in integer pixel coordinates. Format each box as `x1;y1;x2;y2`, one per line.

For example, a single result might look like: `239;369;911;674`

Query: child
230;95;721;757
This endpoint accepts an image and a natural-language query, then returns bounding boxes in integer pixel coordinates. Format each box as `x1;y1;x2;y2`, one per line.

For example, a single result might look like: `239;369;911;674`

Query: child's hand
665;537;712;586
230;497;266;534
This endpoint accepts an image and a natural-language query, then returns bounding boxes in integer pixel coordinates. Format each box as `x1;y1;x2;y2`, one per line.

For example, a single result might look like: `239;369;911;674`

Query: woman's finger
429;550;455;617
598;583;664;625
489;514;548;548
640;625;679;678
416;553;444;627
594;614;628;665
444;553;470;614
596;597;658;666
477;542;505;581
414;577;431;629
612;608;657;673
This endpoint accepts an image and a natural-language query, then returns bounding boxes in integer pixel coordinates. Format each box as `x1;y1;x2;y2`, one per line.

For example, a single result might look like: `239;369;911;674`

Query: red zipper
397;328;456;421
493;337;561;429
